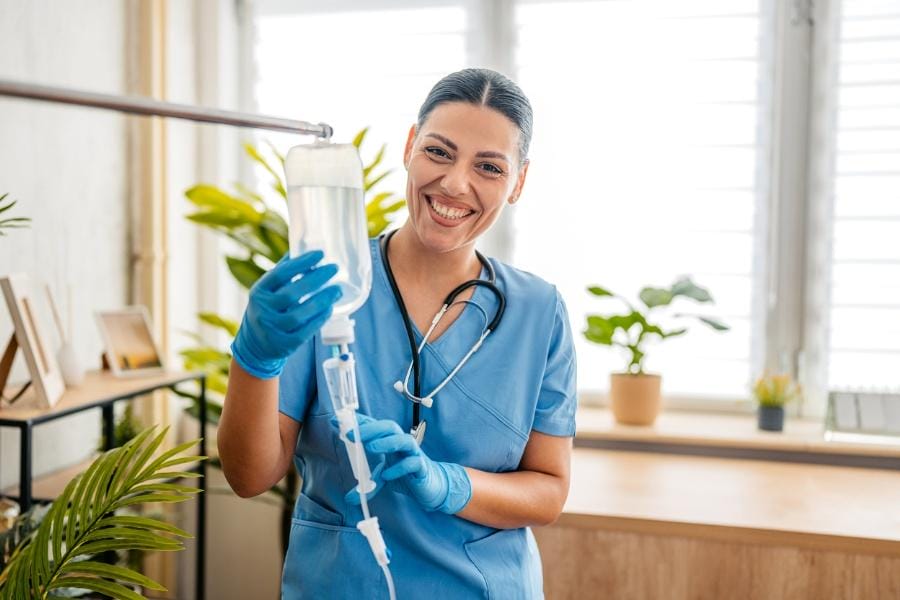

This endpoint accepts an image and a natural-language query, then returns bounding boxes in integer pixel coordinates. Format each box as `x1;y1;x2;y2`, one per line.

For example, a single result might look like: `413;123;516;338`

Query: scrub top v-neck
277;237;577;599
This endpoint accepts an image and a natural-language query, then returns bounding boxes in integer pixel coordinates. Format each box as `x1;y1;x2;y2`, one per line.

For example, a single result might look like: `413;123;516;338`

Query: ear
508;160;530;205
403;124;417;170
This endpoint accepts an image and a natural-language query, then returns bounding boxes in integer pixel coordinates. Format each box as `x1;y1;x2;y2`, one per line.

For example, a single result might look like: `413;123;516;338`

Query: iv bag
284;142;372;336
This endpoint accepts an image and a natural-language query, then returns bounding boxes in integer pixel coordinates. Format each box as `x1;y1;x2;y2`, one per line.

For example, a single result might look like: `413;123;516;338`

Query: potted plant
0;426;205;598
583;277;729;425
752;373;801;432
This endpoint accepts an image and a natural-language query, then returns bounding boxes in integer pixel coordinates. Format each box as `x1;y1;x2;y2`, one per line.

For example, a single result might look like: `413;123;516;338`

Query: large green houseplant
180;129;405;555
583;276;729;425
0;426;205;599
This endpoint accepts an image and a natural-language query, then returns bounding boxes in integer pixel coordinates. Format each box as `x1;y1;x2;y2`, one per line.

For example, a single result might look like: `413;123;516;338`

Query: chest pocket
416;345;530;473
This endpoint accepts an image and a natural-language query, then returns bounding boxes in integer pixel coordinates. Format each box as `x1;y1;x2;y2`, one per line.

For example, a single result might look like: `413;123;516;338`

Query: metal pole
0;79;333;139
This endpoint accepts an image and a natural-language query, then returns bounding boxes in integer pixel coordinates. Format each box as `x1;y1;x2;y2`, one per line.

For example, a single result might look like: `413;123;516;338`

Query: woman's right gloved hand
231;249;342;379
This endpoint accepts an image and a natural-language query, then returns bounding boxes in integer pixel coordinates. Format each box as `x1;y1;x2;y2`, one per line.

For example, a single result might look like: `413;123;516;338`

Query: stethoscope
380;230;506;444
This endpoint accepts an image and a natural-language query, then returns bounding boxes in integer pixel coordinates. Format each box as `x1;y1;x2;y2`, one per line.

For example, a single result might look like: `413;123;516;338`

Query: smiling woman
219;68;577;599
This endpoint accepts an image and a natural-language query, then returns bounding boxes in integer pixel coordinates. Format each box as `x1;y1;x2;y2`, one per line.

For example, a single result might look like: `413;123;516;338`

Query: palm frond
0;427;206;599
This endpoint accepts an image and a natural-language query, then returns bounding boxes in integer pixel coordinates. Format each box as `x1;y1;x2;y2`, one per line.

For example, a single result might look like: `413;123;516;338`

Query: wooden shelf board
563;447;900;554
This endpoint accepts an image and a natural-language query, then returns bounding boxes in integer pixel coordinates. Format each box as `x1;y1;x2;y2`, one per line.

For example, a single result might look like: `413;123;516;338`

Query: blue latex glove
231;250;342;379
341;414;472;514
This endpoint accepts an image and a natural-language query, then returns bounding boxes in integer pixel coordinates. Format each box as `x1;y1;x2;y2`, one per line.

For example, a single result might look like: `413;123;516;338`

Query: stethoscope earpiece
393;380;404;393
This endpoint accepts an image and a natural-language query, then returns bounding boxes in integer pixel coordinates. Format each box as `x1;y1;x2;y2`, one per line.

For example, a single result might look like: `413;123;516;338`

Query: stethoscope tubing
379;230;505;432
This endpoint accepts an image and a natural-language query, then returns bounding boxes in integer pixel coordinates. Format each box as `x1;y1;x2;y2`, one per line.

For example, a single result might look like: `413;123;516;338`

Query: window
245;0;896;411
511;0;773;399
822;0;900;391
251;1;472;198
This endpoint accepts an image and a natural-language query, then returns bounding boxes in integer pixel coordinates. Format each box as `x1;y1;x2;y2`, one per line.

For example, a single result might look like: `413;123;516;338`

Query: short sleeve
532;290;578;436
277;339;318;423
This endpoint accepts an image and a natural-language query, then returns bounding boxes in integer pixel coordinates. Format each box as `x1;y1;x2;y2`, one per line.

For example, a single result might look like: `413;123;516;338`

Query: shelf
0;370;203;425
561;447;900;556
575;406;900;466
1;455;206;502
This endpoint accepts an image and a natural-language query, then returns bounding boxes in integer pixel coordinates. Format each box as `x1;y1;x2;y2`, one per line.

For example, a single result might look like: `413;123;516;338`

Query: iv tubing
328;343;396;600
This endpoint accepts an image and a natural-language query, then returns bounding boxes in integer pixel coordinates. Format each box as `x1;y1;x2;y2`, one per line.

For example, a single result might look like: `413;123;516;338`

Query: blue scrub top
278;237;577;599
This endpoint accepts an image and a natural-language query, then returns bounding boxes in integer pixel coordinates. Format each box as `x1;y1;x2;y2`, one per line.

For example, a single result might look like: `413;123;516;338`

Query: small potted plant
752;373;801;432
583;276;729;425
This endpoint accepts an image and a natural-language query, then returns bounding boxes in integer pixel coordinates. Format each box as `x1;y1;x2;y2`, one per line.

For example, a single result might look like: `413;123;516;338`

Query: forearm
455;467;569;529
218;359;289;497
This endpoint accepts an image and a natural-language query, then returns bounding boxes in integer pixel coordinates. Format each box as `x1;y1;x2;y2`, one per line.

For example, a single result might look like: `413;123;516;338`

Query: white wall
0;0;129;489
0;2;285;597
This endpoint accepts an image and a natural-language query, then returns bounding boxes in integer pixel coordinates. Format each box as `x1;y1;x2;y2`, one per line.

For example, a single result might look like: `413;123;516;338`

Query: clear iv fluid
287;185;372;318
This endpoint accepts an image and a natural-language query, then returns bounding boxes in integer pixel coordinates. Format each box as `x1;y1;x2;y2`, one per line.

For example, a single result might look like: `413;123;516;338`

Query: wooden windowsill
559;447;900;555
575;405;900;460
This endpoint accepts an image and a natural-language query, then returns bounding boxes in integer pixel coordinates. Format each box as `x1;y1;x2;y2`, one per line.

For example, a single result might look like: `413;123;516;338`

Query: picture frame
94;306;165;378
0;274;66;408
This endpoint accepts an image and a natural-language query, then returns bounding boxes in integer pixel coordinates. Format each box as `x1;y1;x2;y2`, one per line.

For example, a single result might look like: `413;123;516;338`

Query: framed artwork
0;274;65;408
94;306;164;377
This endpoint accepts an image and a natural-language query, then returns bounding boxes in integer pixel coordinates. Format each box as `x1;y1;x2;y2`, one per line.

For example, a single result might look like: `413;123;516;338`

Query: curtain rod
0;79;333;139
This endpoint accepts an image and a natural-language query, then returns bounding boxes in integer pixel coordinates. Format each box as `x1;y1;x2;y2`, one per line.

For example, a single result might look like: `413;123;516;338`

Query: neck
388;224;482;287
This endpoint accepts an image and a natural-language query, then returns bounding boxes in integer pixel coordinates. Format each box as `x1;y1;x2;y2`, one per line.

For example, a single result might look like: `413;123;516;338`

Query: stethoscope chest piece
410;420;427;444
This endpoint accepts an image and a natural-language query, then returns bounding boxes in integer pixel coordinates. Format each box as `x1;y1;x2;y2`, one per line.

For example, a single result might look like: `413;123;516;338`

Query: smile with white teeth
427;196;475;220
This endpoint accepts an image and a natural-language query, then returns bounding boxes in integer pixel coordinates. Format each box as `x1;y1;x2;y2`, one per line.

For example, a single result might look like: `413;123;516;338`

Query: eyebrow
424;133;510;163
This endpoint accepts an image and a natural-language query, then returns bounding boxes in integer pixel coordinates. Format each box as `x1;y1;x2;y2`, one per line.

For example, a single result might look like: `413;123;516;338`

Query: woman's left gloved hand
338;414;472;514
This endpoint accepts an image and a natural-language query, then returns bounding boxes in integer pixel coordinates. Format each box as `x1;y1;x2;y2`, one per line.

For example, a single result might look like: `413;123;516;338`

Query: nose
439;161;471;197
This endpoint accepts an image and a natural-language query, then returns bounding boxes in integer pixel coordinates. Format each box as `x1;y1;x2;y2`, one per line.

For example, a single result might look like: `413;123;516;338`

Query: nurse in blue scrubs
218;67;577;599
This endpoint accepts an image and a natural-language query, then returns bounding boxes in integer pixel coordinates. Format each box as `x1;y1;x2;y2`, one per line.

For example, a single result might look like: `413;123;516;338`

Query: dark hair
416;68;533;165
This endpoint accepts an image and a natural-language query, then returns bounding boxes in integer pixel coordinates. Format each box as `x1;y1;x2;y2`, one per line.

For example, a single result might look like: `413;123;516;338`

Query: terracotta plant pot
609;373;662;426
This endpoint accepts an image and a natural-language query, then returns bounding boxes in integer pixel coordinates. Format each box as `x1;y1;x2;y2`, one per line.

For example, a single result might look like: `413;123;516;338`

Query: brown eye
425;147;451;159
479;163;503;176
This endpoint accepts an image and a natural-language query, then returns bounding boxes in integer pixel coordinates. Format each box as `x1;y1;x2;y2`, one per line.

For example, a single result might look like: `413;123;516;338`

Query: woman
219;68;577;599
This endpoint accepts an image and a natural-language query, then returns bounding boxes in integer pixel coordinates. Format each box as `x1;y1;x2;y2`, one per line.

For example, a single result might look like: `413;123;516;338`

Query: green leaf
584;316;615;345
60;561;167;591
100;515;191;538
180;347;231;370
363;144;386;178
662;327;688;338
365;193;406;237
698;316;730;331
0;195;16;215
226;256;266;290
186;211;248;228
198;313;239;338
587;286;614;297
365;192;395;219
47;577;147;600
639;286;674;308
365;169;392;192
225;227;276;259
257;212;289;261
265;139;286;167
671;276;713;303
232;182;263;204
243;142;286;198
185;184;261;223
352;127;369;149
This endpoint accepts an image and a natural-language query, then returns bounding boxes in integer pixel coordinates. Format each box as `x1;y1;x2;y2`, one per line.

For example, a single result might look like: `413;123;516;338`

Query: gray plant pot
757;405;785;432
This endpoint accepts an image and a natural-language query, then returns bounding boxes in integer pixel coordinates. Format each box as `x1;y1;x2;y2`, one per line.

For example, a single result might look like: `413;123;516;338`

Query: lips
425;195;476;226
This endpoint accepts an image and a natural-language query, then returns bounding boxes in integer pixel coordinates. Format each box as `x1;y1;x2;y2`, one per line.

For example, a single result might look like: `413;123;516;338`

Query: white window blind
826;0;900;391
511;0;772;399
251;1;471;197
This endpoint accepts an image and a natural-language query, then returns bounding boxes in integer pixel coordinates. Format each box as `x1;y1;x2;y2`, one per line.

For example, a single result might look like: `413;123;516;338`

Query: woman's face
402;101;529;255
